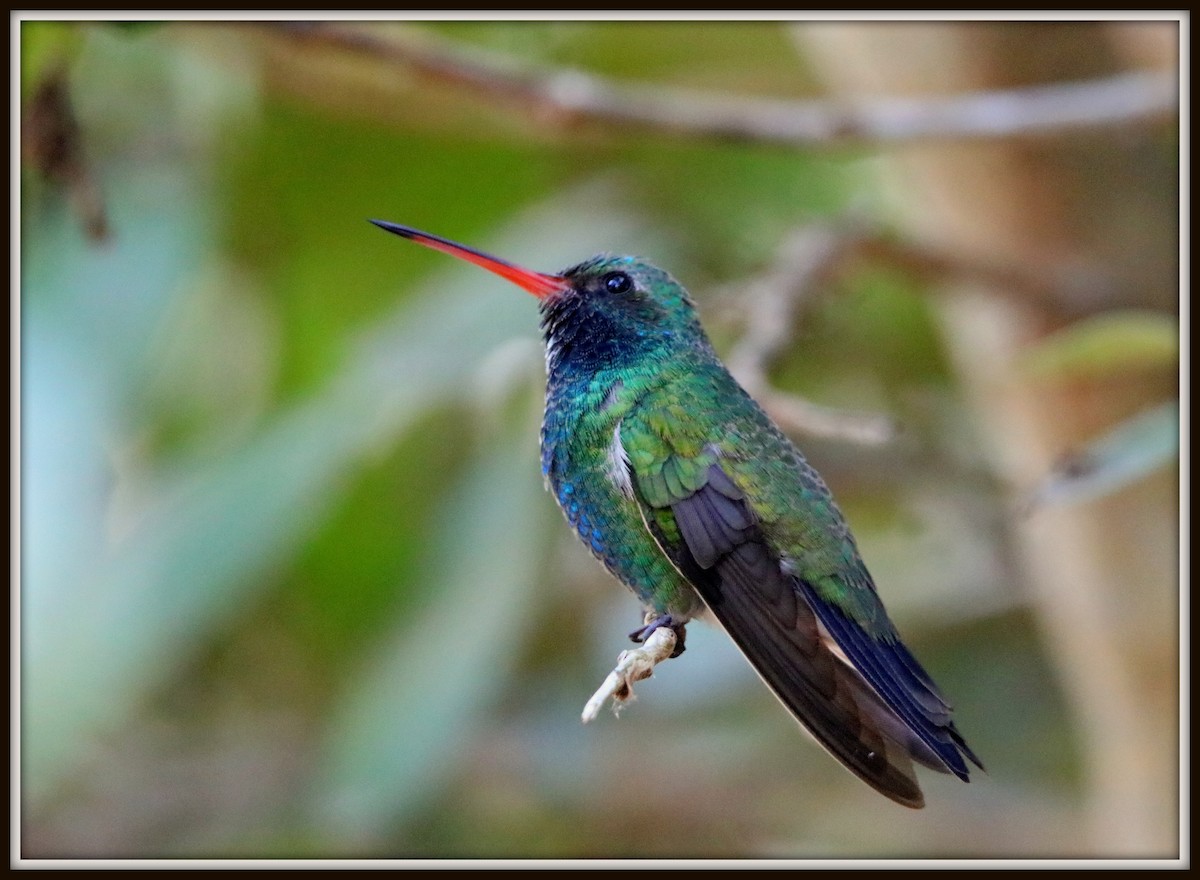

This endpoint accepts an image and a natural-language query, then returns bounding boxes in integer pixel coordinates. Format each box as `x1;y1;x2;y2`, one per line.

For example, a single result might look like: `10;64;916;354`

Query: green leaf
1020;311;1179;381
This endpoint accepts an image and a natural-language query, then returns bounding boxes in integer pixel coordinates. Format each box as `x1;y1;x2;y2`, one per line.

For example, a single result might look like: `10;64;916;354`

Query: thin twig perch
581;626;677;723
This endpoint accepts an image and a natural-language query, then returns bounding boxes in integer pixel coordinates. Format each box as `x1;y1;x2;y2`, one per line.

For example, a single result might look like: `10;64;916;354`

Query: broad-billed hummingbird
371;220;982;808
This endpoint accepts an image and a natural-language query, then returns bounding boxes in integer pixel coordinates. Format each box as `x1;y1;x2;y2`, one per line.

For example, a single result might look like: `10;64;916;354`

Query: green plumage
540;259;884;630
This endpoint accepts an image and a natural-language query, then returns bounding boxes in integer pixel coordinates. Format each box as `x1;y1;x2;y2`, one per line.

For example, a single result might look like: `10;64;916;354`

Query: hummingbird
371;220;982;808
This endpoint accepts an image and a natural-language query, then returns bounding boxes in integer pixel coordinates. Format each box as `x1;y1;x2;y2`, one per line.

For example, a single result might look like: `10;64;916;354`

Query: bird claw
629;614;687;657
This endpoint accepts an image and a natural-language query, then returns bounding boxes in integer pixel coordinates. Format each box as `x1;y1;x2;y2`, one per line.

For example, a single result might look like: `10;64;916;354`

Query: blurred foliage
1019;310;1179;381
19;19;1178;861
1017;310;1179;506
19;20;84;96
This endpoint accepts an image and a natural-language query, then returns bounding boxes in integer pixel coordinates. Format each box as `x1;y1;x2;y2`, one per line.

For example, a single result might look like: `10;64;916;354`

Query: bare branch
755;388;898;447
581;626;677;723
723;227;899;446
847;233;1134;321
716;219;1146;330
715;219;1142;445
724;227;845;374
272;23;1177;148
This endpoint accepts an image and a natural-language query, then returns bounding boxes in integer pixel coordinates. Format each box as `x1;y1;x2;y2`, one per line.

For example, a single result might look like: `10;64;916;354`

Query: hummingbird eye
602;271;632;294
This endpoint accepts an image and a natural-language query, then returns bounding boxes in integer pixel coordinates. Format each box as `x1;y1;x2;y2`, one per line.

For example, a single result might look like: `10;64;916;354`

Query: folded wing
623;408;981;807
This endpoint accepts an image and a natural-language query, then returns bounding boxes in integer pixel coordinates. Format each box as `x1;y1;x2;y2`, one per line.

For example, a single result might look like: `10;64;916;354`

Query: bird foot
629;613;687;658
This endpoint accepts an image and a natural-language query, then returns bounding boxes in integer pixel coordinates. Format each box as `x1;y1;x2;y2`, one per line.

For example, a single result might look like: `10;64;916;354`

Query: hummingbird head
371;221;712;369
542;253;708;359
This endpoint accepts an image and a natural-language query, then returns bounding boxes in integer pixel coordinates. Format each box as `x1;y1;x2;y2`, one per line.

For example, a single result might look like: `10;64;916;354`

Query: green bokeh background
19;20;1179;861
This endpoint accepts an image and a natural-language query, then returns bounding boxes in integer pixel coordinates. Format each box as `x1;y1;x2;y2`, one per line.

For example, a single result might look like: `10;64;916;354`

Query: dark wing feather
636;462;962;807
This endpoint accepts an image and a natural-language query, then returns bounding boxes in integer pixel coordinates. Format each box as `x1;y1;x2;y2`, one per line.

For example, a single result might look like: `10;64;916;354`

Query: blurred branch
847;231;1138;320
21;65;109;242
724;227;898;446
719;216;1145;445
272;22;1177;147
720;221;1140;321
1021;401;1179;511
581;626;678;723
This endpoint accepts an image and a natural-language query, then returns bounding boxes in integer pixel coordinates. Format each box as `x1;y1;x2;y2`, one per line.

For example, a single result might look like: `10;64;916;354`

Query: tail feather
797;580;982;780
705;538;929;807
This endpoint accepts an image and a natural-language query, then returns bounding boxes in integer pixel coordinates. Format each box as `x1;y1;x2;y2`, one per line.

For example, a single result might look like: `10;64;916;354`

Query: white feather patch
606;422;634;499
